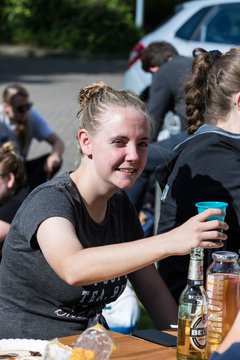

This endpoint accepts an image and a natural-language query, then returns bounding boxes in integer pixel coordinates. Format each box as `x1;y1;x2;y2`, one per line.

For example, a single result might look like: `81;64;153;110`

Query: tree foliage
0;0;181;54
0;0;142;54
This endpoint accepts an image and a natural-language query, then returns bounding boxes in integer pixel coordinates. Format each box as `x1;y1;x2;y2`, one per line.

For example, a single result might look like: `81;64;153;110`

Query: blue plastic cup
195;201;228;243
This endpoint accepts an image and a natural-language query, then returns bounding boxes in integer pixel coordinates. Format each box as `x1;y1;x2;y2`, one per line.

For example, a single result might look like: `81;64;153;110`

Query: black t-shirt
0;173;143;339
0;185;30;259
0;186;30;223
156;125;240;302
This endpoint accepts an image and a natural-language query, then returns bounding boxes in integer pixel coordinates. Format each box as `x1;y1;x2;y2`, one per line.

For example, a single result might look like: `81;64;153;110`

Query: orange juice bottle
206;251;240;356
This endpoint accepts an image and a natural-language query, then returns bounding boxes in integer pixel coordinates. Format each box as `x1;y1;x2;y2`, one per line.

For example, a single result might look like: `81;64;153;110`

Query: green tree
0;0;142;55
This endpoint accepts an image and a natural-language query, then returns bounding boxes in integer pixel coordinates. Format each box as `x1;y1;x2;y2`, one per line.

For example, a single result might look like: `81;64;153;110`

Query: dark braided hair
185;47;240;134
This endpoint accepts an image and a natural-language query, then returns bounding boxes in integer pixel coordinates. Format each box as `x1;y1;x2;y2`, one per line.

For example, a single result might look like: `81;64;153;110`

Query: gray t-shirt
0;173;143;339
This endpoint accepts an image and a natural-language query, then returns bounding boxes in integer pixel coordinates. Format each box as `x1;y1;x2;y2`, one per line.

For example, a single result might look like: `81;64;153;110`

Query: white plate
0;339;48;359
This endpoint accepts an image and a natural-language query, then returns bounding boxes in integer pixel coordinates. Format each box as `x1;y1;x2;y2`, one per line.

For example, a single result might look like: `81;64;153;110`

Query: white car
123;0;240;98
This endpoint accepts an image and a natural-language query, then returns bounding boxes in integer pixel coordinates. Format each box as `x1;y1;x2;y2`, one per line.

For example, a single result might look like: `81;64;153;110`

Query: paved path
0;55;126;173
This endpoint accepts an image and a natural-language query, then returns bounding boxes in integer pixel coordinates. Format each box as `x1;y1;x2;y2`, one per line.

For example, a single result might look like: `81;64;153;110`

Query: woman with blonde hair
0;82;227;340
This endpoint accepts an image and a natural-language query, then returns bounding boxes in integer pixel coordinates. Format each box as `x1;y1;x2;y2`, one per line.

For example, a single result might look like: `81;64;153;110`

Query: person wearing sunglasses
0;83;65;189
0;141;30;260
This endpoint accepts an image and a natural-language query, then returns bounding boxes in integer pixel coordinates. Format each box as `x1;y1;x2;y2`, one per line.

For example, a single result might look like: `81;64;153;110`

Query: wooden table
60;331;176;360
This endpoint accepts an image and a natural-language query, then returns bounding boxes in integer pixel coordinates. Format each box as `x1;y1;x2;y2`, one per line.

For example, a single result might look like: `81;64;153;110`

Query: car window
175;6;212;40
203;4;240;44
176;3;240;45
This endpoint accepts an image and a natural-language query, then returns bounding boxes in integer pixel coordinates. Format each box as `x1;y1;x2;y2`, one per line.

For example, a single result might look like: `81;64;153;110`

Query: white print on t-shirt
54;276;127;319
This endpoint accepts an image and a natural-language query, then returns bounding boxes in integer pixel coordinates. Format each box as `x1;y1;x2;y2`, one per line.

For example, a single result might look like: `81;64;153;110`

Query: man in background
126;41;192;230
142;41;192;141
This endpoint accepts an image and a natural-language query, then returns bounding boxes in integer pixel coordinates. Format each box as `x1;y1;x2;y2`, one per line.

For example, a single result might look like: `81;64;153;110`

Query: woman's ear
77;129;92;157
149;66;159;73
6;172;15;190
235;92;240;110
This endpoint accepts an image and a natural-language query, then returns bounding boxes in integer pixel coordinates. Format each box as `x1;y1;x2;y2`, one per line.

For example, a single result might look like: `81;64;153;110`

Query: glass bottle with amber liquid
177;248;208;360
206;251;240;357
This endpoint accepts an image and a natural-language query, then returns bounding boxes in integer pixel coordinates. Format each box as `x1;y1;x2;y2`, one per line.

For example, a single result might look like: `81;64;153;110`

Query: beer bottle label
190;314;207;350
188;259;203;281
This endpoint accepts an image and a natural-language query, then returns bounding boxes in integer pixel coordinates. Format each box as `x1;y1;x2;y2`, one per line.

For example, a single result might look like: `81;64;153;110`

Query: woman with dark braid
157;47;240;303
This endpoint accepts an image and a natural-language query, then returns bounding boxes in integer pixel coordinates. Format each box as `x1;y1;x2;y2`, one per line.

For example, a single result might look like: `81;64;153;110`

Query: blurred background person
0;83;65;189
141;41;192;141
0;141;30;259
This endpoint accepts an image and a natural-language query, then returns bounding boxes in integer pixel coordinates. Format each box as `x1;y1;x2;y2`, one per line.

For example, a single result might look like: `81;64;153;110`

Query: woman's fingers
168;209;229;256
200;229;227;241
188;214;228;250
200;240;224;249
197;208;226;222
199;227;227;249
201;219;229;232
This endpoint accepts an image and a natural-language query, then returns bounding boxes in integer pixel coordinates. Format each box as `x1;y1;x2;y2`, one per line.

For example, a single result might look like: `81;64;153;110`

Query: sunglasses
15;102;33;113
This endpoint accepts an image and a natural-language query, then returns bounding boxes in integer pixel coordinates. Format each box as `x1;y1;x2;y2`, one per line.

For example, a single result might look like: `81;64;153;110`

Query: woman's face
87;106;150;191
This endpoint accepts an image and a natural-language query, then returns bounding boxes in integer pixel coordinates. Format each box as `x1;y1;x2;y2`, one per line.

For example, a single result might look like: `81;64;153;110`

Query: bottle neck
187;249;204;285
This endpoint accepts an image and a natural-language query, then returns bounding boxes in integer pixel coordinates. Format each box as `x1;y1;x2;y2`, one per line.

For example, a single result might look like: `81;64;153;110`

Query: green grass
136;304;155;330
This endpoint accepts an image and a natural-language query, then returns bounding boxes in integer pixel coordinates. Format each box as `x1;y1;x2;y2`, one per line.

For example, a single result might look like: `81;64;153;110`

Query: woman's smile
117;167;137;174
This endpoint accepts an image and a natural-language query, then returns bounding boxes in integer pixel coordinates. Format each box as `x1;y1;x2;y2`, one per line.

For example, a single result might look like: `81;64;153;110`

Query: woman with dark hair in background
157;47;240;302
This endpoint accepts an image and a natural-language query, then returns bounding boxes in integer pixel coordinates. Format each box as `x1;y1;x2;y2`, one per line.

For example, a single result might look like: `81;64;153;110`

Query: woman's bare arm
129;264;178;329
0;220;10;243
36;208;228;286
215;310;240;354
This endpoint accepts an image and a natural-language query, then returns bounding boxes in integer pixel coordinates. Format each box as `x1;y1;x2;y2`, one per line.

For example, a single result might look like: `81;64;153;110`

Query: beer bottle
177;248;208;360
206;251;240;356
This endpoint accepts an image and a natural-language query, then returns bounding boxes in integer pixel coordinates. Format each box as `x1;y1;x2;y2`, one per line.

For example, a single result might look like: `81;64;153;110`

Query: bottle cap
212;251;239;262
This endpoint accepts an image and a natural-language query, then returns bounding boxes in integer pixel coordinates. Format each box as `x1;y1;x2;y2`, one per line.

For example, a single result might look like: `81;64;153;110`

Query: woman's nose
125;144;139;161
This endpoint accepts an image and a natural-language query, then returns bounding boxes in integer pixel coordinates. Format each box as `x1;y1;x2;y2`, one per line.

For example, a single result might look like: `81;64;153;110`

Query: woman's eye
138;142;149;148
112;139;125;146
